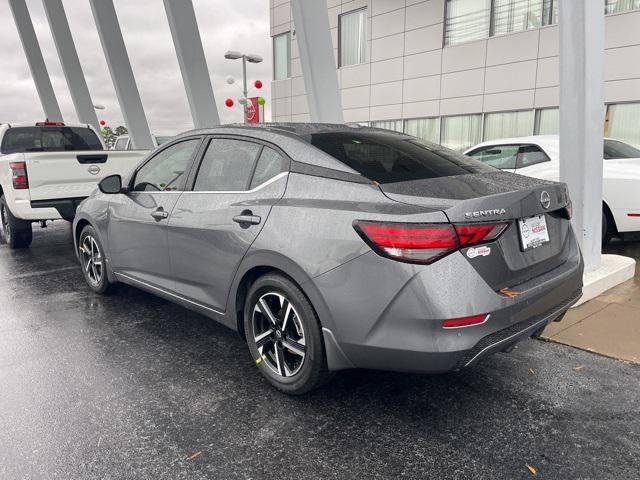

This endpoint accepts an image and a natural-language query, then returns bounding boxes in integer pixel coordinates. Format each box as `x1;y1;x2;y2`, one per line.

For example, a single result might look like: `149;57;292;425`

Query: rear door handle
233;212;261;226
151;209;169;221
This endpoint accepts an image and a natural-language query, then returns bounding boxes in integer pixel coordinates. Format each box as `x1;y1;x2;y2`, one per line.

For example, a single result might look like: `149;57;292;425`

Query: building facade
270;0;640;150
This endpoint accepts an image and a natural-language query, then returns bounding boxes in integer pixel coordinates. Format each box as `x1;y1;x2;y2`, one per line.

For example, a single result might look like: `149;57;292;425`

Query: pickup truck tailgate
26;151;147;201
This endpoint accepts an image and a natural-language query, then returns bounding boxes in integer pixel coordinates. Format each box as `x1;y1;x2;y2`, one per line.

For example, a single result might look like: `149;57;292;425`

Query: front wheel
0;195;32;249
244;273;332;395
602;207;614;247
78;225;116;294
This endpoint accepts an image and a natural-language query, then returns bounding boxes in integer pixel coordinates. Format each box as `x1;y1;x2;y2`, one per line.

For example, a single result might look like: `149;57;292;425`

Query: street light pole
224;50;262;123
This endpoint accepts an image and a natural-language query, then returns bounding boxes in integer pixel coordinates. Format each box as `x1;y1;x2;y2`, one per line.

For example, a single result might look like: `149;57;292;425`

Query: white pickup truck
0;121;148;248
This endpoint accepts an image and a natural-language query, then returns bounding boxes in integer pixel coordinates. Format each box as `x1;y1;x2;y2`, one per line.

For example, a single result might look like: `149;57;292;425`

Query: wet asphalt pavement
0;222;638;480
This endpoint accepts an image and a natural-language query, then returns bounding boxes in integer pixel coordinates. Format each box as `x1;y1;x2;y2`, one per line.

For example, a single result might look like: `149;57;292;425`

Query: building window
273;32;290;80
483;110;534;141
441;114;482;151
404;118;440;144
542;0;558;25
607;103;640;148
339;9;367;67
491;0;545;36
370;120;403;132
605;0;640;14
445;0;491;46
534;108;559;135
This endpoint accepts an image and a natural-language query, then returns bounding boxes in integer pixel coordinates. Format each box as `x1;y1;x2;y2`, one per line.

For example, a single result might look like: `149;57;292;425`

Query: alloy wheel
251;292;307;378
80;235;103;287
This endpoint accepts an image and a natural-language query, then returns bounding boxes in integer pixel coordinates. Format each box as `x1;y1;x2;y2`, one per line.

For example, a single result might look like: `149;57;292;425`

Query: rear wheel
602;206;614;247
0;195;33;249
244;273;332;395
78;225;115;294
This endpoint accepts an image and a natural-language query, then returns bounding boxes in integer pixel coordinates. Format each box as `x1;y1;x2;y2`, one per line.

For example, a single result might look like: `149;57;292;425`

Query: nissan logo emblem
88;165;101;175
540;191;551;209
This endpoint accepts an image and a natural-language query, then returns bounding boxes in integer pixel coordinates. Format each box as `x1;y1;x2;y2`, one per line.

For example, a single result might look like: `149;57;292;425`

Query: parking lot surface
1;223;639;480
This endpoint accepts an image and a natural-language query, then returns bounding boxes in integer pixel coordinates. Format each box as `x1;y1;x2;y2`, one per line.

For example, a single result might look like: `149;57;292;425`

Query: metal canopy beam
43;0;99;131
559;1;605;271
291;0;343;123
89;0;154;150
9;0;63;122
163;0;220;128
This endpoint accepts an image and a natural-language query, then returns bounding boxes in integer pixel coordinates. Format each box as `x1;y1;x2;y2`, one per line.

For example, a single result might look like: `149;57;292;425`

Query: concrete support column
89;0;154;150
9;0;63;122
43;0;99;131
163;0;220;128
559;1;605;272
290;0;343;123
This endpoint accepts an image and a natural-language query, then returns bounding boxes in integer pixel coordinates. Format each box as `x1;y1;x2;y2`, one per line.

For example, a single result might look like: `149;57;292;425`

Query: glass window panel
492;0;543;36
404;118;440;144
250;147;289;189
483;110;534;141
542;0;558;25
441;114;483;151
445;0;491;46
194;139;261;191
340;9;367;67
273;32;290;80
605;0;640;14
371;120;404;133
607;103;640;149
517;145;549;168
134;139;199;192
534;108;559;135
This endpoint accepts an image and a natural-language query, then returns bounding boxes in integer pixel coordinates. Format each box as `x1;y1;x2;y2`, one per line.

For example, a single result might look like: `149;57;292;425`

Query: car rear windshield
603;139;640;159
308;131;494;184
1;126;103;154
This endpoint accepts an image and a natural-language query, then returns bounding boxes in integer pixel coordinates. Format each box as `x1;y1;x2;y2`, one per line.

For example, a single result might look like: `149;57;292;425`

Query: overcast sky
0;0;272;134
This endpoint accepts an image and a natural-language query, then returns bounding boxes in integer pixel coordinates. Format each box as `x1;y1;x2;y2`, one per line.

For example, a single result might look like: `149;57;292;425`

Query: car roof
465;135;559;152
3;121;94;129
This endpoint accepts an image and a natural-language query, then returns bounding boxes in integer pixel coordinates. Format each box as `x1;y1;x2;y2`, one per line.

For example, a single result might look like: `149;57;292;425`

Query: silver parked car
73;124;583;394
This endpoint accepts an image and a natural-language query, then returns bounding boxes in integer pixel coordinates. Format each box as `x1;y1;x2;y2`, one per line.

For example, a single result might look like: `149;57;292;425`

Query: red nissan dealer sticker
518;214;550;251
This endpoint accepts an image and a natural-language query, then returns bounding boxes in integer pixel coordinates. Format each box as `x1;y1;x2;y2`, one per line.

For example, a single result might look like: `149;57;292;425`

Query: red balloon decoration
99;119;106;126
225;98;234;107
254;80;263;89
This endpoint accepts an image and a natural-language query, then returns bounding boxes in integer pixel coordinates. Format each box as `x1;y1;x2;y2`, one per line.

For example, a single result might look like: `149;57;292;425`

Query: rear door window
466;145;519;169
308;132;493;184
250;147;289;189
603;139;640;159
1;126;103;154
193;139;262;191
516;145;550;168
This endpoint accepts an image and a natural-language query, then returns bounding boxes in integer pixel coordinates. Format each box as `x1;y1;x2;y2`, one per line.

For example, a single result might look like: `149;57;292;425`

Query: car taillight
442;314;489;329
10;162;29;190
354;221;509;264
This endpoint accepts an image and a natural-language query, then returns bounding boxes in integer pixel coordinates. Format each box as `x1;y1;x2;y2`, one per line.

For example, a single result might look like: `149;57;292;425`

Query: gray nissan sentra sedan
73;123;583;394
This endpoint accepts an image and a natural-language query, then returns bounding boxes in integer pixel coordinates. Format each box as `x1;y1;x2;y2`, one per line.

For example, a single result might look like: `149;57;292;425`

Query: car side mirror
98;174;123;194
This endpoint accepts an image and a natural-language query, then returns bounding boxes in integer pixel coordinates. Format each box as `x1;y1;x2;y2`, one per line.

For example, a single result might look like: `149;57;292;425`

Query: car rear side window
194;139;262;191
467;145;519;169
308;132;493;184
603;139;640;159
133;139;199;192
1;126;103;154
250;147;289;189
517;145;549;168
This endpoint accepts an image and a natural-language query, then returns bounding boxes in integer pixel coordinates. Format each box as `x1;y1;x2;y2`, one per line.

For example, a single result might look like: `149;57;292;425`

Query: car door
168;136;290;312
465;144;519;172
107;137;202;291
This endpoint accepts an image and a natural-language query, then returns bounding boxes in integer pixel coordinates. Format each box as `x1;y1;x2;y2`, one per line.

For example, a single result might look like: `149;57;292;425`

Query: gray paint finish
75;123;583;375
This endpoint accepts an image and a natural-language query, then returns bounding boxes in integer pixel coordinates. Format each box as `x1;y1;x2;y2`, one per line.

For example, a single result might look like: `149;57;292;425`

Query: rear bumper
313;234;584;373
30;197;85;221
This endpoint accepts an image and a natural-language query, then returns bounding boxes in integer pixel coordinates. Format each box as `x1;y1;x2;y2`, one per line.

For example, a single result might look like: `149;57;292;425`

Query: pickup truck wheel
0;195;33;249
79;225;115;294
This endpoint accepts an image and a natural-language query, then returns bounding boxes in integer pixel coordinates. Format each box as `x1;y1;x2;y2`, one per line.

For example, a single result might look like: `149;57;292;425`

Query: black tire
602;206;613;247
78;225;116;294
244;273;332;395
0;194;33;249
